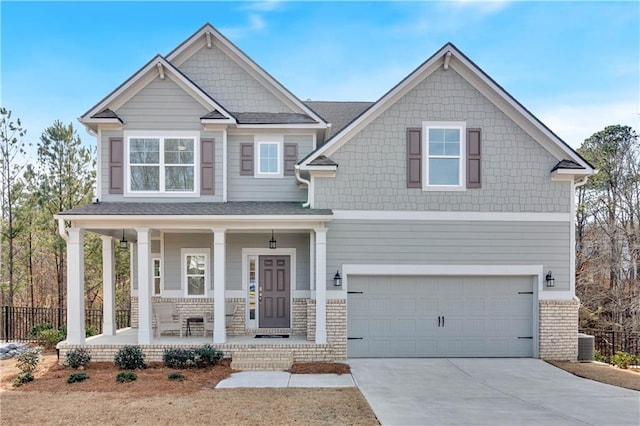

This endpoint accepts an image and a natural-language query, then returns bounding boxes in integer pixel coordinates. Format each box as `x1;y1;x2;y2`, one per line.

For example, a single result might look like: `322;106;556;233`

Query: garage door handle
442;316;445;327
438;316;441;327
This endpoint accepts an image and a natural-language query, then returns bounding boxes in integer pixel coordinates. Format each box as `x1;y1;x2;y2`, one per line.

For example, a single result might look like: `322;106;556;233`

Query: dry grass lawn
548;360;640;391
0;352;379;425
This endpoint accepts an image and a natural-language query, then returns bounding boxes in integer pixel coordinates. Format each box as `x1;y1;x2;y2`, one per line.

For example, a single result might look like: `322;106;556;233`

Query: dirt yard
0;352;378;425
548;360;640;391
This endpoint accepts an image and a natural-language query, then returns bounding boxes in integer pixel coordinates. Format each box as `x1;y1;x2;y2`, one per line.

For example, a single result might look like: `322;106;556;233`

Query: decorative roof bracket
206;31;212;48
443;51;452;70
156;63;165;80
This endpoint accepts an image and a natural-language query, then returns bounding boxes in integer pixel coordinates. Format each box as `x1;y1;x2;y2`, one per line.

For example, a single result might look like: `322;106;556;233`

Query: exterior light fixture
269;230;277;249
119;229;128;249
545;271;555;287
333;270;342;287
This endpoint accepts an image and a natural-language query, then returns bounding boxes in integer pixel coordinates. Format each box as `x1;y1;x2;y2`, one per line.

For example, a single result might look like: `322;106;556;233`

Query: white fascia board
53;215;333;229
332;210;571;222
166;24;327;126
79;118;122;125
307;168;337;177
551;169;592;181
448;56;594;172
201;119;237;125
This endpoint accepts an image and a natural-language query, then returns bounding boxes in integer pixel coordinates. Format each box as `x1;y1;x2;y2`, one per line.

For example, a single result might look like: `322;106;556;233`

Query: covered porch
55;202;341;357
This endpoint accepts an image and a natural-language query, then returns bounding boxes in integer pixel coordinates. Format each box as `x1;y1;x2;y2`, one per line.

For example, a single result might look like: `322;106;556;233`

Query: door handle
442;316;445;327
438;316;441;327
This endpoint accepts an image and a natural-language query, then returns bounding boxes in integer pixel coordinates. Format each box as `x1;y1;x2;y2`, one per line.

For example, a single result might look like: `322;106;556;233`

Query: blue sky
1;0;638;155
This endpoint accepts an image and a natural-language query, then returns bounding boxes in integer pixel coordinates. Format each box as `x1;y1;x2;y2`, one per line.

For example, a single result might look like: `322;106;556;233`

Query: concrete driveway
348;359;640;426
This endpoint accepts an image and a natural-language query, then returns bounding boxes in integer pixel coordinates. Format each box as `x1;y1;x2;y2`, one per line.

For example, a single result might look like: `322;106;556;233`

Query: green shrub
114;345;146;370
85;325;98;338
58;325;67;338
593;349;608;363
28;322;54;338
65;348;92;369
610;351;637;369
15;347;41;374
37;328;65;349
168;373;186;381
194;345;224;367
12;372;34;387
67;372;89;384
163;345;224;369
116;371;137;382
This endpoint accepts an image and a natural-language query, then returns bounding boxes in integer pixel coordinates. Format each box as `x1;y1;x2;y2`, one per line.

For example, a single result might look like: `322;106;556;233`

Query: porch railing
1;306;131;342
579;328;640;359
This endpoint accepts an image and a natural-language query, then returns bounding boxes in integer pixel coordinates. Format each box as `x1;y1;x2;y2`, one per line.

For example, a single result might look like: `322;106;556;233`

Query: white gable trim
166;24;327;127
300;44;594;174
80;55;235;124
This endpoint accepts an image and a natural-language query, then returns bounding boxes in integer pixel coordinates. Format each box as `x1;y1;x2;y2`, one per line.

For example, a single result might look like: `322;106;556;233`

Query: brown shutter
200;138;215;195
283;143;298;176
466;128;481;188
109;137;124;194
239;143;254;176
406;128;422;188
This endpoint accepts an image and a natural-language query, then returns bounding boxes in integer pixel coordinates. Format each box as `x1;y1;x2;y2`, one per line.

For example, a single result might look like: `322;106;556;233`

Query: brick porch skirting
539;299;579;360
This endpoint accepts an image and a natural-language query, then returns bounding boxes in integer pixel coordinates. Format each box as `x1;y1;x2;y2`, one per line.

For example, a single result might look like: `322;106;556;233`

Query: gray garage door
348;275;534;357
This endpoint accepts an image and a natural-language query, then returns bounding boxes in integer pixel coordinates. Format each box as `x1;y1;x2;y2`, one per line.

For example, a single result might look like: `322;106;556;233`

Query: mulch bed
289;362;351;375
548;360;640;391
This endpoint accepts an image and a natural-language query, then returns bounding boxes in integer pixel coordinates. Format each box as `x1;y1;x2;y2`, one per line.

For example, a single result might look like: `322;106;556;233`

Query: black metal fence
580;328;640;359
1;306;131;342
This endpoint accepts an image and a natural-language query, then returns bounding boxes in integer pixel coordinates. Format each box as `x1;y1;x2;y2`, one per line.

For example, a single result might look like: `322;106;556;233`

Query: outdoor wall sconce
545;271;555;287
119;229;128;249
334;270;342;287
269;230;277;249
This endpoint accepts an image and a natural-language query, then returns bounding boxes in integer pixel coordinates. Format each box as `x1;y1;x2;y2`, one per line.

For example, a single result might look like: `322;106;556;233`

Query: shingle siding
313;68;572;212
178;44;293;113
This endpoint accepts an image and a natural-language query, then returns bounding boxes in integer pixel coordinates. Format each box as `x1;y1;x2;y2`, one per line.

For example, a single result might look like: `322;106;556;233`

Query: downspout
572;175;590;304
58;218;69;242
294;165;311;208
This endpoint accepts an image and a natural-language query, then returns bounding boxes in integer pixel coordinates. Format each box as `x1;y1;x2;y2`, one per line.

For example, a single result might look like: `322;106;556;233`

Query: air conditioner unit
578;333;595;361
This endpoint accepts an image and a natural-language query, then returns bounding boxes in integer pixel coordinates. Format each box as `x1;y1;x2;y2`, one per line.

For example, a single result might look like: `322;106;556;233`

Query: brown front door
258;255;290;328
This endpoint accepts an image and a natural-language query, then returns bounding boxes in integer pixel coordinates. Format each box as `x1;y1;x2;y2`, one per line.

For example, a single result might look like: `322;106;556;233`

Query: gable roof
80;55;235;129
304;101;374;137
300;43;595;174
166;23;328;127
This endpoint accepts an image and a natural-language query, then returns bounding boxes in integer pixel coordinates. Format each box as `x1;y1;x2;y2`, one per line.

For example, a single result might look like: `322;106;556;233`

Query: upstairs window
423;122;466;190
257;141;281;176
127;133;197;194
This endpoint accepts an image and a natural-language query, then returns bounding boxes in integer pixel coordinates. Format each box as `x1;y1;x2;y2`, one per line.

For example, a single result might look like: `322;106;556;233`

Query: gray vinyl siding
226;233;310;291
177;44;294;113
116;77;208;130
326;220;571;291
314;68;572;213
99;129;224;203
227;134;311;201
163;233;213;291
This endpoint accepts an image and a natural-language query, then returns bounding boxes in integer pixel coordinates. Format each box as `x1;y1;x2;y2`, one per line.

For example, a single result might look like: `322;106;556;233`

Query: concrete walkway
215;371;355;388
349;358;640;426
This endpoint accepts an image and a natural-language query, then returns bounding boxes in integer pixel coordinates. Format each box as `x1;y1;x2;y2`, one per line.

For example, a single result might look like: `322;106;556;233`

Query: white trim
300;44;594;174
222;129;228;202
80;56;235;126
55;216;334;229
332;210;571;222
255;139;283;178
423;121;466;190
236;123;327;130
180;248;210;297
96;128;102;201
241;248;296;329
569;181;577;297
123;131;200;197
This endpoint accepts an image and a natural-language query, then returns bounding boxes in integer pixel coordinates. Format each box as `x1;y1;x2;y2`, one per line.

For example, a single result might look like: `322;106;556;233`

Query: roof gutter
294;165;311;208
58;218;69;242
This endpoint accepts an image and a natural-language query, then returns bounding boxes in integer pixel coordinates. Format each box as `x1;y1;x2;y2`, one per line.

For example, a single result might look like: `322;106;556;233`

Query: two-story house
56;23;594;365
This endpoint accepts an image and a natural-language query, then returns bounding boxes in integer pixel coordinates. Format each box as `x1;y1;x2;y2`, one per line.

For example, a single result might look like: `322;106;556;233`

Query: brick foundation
539;299;579;360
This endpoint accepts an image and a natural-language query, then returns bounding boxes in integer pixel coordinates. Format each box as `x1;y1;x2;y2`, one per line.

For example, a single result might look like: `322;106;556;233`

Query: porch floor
83;328;312;346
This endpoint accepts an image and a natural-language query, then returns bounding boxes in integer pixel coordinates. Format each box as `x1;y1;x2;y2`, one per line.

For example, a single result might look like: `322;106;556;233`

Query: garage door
348;275;534;357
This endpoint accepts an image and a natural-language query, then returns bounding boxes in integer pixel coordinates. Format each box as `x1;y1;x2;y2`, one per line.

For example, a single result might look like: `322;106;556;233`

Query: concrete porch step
231;350;294;371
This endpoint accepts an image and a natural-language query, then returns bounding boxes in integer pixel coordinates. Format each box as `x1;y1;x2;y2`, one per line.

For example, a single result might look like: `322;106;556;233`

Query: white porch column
66;228;85;345
136;228;152;344
212;228;227;344
101;236;116;336
314;227;328;344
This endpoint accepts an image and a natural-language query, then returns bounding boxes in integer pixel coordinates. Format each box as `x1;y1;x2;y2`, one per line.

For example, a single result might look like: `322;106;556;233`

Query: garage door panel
348;275;534;358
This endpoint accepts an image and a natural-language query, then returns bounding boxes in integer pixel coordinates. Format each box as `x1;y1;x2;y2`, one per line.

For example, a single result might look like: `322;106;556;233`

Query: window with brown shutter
283;143;298;176
200;138;215;194
109;137;123;194
239;143;254;176
466;128;481;188
406;128;422;188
